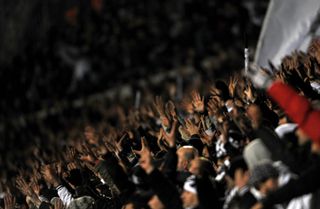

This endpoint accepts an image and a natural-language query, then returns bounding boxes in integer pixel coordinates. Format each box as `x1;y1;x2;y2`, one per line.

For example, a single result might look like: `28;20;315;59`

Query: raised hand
65;147;77;163
162;119;178;147
165;100;177;120
145;105;156;118
30;179;40;196
308;37;320;63
41;164;60;187
67;162;77;171
191;90;205;113
244;82;255;102
200;129;216;146
54;198;65;209
275;71;286;83
210;86;221;99
228;75;238;97
153;96;166;116
16;176;41;207
185;118;200;136
134;137;154;174
207;98;220;116
79;143;98;164
4;192;16;209
32;167;42;182
16;176;33;197
104;138;117;153
157;129;168;152
115;132;127;153
281;55;297;71
154;96;170;127
246;64;273;90
181;97;194;114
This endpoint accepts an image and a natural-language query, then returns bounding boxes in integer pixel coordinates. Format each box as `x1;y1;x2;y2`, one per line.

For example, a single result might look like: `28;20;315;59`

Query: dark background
0;0;269;176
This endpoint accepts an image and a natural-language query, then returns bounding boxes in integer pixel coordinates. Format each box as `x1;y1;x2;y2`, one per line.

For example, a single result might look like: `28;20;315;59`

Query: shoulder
239;191;257;209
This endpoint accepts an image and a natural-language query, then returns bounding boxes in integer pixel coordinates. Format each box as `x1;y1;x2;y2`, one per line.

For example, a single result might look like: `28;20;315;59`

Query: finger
186;118;192;125
141;137;148;150
197;122;201;130
200;117;206;129
193;91;198;100
133;150;141;156
171;119;178;132
234;76;239;84
191;90;196;98
158;128;164;139
117;133;127;146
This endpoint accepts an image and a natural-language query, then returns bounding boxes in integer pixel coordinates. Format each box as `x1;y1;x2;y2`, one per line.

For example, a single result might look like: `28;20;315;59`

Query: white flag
255;0;320;68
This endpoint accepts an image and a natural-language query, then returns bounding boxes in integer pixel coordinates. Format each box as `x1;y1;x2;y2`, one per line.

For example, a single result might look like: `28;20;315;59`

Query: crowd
1;0;267;171
2;1;320;209
0;0;267;117
1;34;320;209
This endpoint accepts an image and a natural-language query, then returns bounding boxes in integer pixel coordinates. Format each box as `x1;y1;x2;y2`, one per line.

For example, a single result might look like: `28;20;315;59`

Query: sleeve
267;81;320;144
256;127;298;172
196;176;220;209
161;147;178;181
56;185;74;206
95;153;135;197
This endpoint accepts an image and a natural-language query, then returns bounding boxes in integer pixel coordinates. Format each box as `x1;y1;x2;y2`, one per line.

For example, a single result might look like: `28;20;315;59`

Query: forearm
267;81;320;144
56;185;74;206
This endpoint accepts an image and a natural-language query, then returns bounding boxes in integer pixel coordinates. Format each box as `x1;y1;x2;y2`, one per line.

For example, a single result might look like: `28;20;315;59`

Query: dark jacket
261;154;320;208
147;168;183;209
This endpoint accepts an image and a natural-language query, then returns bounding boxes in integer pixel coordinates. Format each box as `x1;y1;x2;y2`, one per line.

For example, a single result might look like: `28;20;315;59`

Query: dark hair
227;156;248;179
39;202;53;209
199;157;217;177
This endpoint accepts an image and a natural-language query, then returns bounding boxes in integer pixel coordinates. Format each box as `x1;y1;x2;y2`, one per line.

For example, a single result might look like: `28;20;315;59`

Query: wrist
52;178;60;187
168;141;176;148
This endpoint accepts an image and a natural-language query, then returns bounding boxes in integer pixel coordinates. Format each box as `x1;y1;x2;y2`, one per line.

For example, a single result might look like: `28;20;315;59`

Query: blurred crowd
1;33;320;209
1;0;267;203
0;0;267;116
3;1;320;209
1;0;268;171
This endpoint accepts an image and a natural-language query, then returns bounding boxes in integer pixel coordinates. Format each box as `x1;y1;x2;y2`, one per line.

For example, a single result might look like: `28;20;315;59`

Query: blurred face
260;178;279;195
122;203;134;209
246;104;262;129
189;158;201;176
181;190;199;208
295;128;309;145
177;149;188;171
84;126;97;144
148;195;165;209
234;169;249;189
